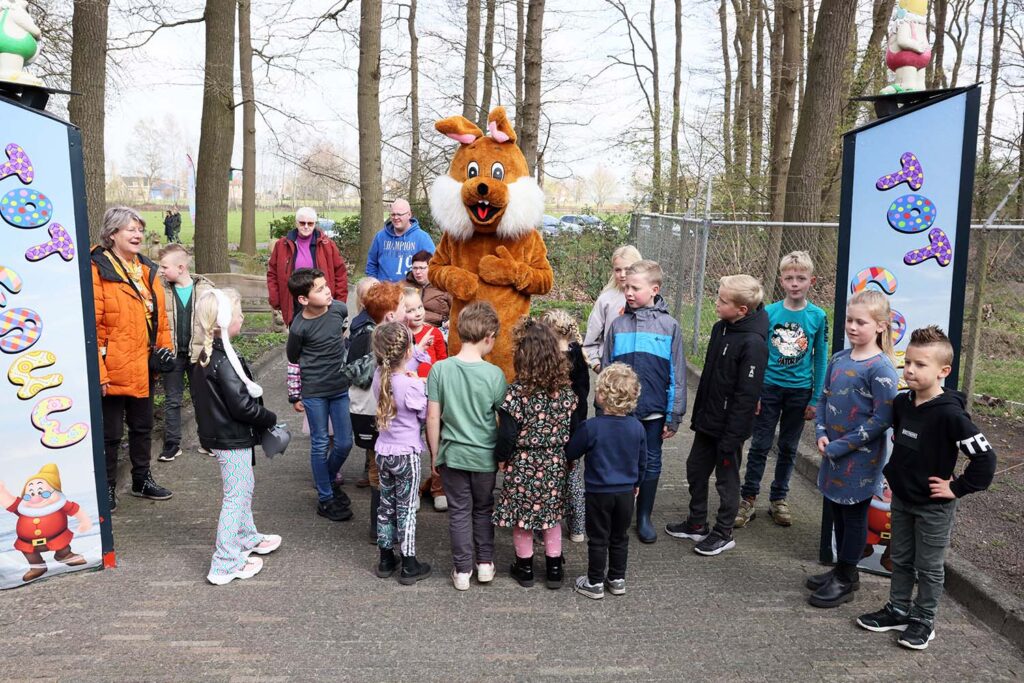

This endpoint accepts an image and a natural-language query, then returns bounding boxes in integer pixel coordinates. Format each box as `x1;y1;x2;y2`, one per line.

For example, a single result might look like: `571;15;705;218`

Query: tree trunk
520;0;545;177
731;0;752;197
930;0;948;88
667;0;682;213
462;0;481;121
719;0;734;171
976;0;1006;217
477;0;496;129
358;0;384;268
237;0;257;256
69;0;109;244
194;0;236;274
750;0;765;206
515;0;525;129
649;0;663;213
408;0;421;204
974;0;987;84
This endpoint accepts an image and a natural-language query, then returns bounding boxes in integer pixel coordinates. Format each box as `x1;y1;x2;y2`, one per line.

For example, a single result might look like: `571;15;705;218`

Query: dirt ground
951;408;1024;599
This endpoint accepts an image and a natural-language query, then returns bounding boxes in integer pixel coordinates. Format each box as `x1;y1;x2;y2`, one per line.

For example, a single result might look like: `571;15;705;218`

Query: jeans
889;495;957;626
102;393;154;486
303;392;354;502
440;466;496;573
686;431;742;536
830;497;872;565
641;416;666;480
210;447;263;576
585;491;633;584
741;384;811;501
162;353;193;453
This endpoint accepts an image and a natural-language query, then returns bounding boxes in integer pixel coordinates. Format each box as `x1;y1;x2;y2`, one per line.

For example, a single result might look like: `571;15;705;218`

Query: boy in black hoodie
857;326;995;651
666;274;768;556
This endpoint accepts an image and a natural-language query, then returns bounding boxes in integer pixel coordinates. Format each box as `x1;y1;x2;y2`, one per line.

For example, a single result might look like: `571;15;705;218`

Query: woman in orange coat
91;207;174;513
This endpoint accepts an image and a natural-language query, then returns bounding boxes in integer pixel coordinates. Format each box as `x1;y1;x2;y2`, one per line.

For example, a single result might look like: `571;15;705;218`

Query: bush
331;214;362;267
268;215;295;240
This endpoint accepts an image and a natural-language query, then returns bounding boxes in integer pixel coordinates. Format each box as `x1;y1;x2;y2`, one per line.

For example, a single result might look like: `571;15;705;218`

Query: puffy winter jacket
91;246;172;398
690;305;769;453
266;229;348;325
192;339;277;450
160;274;214;360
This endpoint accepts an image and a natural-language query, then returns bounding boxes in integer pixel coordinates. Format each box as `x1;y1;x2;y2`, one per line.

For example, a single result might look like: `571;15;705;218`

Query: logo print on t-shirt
771;322;809;367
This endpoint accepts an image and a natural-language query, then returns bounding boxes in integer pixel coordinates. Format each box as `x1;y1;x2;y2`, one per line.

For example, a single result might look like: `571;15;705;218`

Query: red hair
363;282;404;323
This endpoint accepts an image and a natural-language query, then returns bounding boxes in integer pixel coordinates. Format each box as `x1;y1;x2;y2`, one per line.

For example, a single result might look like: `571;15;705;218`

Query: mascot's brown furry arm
428;107;554;380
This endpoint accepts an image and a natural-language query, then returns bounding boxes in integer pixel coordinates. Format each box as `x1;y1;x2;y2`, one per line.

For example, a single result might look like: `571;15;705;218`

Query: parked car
317;218;337;238
559;214;604;232
541;214;561;236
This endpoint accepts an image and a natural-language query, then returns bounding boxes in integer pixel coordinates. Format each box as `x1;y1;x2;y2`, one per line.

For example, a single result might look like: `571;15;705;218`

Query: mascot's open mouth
469;200;502;223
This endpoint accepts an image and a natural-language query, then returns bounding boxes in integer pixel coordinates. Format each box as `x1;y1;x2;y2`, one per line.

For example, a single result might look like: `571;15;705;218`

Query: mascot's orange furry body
428;107;553;379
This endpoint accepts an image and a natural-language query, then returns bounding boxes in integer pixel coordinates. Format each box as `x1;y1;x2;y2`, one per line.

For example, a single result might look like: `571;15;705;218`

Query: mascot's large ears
487;107;517;143
436;117;484;145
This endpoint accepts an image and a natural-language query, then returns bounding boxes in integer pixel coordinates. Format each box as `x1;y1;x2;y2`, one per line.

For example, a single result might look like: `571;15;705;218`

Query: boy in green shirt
426;301;507;591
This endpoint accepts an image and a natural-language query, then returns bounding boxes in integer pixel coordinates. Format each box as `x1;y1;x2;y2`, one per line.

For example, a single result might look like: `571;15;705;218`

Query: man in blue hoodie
365;199;435;282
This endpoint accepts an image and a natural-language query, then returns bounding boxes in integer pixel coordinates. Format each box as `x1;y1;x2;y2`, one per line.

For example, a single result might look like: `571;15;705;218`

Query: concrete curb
685;359;1024;652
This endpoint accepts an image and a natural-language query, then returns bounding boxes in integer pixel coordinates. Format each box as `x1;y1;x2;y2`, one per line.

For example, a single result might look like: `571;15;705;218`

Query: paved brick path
3;350;1022;681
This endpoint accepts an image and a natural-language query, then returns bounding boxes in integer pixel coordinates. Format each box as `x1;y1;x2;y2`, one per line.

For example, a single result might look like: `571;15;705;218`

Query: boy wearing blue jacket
566;363;647;600
601;260;687;544
365;199;435;282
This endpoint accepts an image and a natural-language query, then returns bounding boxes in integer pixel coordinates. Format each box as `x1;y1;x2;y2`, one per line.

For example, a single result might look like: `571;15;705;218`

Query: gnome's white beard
18;492;67;516
429;175;545;242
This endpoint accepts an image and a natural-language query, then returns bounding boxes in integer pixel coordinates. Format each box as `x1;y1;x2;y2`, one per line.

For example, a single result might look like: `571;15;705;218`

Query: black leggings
831;498;872;565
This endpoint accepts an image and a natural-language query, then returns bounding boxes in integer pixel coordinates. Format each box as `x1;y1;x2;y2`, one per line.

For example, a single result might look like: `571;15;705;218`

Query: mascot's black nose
477;183;489;196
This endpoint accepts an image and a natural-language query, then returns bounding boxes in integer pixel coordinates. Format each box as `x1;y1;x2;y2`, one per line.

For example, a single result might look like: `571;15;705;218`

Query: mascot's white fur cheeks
429;175;546;242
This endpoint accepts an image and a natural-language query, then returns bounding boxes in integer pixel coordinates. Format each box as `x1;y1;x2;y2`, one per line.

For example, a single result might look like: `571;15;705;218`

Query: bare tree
463;0;481;120
929;0;949;88
587;164;619;210
477;0;497;129
193;0;236;273
131;118;166;190
719;0;734;171
69;0;108;243
238;0;257;256
947;0;974;87
407;0;421;204
515;0;525;127
667;0;682;212
519;0;545;176
358;0;384;265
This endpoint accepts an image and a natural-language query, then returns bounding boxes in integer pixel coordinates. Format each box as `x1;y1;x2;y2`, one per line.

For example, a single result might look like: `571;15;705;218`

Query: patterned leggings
376;451;422;556
210;448;263;576
565;465;586;537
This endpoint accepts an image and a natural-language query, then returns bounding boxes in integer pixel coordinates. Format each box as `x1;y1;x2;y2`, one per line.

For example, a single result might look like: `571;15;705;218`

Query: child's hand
755;400;760;416
817;436;829;454
928;476;956;500
293;401;305;413
662;426;676;440
804;405;816;421
418;334;434;349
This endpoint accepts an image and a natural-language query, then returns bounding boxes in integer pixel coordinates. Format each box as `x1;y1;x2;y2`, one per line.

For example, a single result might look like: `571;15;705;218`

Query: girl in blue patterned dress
808;289;899;608
493;318;577;590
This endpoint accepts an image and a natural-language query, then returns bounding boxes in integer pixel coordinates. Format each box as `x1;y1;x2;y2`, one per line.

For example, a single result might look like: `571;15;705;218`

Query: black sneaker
331;482;351;508
897;620;935;650
694;530;736;556
665;520;710;541
857;604;909;632
108;485;118;513
398;556;432;585
130;474;173;500
317;498;353;522
157;447;182;462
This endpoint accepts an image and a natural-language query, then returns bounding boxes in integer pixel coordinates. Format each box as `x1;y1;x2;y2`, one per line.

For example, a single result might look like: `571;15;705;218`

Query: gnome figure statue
0;0;43;86
881;0;931;94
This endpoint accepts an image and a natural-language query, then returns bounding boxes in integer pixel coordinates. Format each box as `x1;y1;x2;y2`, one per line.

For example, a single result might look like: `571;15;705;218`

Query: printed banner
821;86;981;574
0;96;112;589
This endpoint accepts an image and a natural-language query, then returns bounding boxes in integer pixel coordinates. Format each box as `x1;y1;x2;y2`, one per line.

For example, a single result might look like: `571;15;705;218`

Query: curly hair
512;317;569;394
596;363;641;416
541;307;582;346
371;322;414;432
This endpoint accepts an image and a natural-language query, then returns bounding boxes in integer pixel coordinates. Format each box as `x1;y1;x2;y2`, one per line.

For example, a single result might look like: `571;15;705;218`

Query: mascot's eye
491;162;505;181
467;161;479;178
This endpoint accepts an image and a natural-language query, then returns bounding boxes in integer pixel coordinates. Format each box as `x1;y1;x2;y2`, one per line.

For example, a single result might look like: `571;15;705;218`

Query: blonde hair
719;274;765;310
779;250;814;275
403;286;422;301
541;307;582;346
158;243;189;261
627;259;663;287
847;290;897;364
372;322;415;432
353;276;379;314
596;363;641;416
194;288;241;366
604;245;643;292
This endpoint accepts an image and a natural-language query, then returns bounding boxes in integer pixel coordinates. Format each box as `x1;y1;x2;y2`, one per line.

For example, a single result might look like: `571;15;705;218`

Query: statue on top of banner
0;0;43;87
880;0;931;95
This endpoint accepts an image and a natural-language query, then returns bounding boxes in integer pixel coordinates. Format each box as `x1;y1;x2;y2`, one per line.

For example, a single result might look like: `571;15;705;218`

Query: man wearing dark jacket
666;274;768;556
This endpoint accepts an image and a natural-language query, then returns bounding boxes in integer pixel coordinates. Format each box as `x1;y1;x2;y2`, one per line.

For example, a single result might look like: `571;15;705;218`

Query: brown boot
21;551;47;581
54;546;87;566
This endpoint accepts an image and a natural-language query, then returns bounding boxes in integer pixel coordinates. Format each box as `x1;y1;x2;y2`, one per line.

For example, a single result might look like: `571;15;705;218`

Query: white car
559;214;604;232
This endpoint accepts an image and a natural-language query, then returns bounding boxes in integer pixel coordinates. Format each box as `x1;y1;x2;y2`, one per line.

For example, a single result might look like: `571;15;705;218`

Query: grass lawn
140;210;357;246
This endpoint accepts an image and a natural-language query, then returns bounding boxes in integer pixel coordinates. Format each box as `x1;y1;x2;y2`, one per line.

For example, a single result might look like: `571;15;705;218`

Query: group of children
166;237;996;651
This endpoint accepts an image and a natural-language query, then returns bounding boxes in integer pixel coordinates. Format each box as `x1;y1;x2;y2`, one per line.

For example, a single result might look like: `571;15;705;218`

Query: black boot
806;566;861;592
545;555;564;590
375;547;398;578
635;478;659;544
808;562;858;608
510;555;535;587
398;555;432;585
368;489;380;545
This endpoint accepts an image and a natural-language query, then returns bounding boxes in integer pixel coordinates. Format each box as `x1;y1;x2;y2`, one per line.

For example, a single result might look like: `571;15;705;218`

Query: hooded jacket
193;338;277;450
884;389;996;505
690;305;769;453
160;274;214;359
346;310;378;416
601;295;687;431
405;269;452;327
365;218;435;282
266;228;348;325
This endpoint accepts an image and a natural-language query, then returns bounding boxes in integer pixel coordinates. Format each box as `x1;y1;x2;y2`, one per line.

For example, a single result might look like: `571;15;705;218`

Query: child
493;317;577;590
191;289;281;585
371;322;432;585
601;260;686;544
156;244;214;462
857;326;995;649
542;308;590;542
666;274;767;556
405;249;452;331
426;301;507;591
736;251;828;528
806;289;899;608
340;276;378;490
583;245;642;372
285;268;354;522
566;363;647;600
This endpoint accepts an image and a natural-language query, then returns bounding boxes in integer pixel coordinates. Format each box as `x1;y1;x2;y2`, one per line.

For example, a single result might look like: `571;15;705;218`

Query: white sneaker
475;562;495;583
198;446;214;457
207;556;263;585
570;533;585;543
434;495;448;512
249;534;282;555
451;569;471;591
